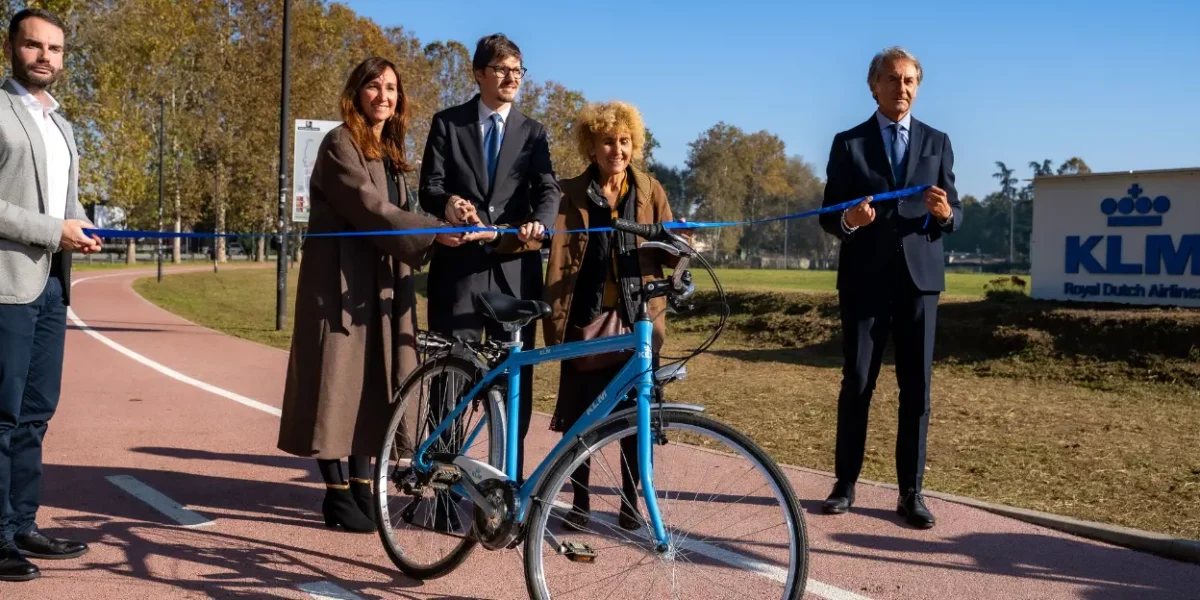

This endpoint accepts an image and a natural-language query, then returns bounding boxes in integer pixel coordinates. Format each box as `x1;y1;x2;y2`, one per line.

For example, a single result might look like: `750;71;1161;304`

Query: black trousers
0;272;67;545
834;254;938;494
428;267;536;483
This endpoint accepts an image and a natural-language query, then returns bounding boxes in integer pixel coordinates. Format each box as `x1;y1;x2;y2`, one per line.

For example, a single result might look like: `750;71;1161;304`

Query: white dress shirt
11;79;71;220
842;110;915;235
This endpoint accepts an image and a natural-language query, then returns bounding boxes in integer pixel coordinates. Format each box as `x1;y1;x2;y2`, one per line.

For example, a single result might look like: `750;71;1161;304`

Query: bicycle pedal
560;541;597;563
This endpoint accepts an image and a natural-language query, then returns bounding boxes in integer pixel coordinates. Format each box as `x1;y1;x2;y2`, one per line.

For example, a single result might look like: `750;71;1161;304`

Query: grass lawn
133;267;1200;539
698;268;1005;298
74;257;215;271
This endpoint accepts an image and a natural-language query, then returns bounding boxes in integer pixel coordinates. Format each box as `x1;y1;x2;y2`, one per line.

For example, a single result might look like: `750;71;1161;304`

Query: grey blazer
0;78;87;305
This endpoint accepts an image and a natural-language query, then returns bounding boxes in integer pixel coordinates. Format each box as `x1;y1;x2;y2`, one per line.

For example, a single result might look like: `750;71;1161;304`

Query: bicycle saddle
474;291;551;326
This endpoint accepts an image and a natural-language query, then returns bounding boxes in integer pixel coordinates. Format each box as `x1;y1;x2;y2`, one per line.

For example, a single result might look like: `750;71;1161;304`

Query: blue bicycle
373;220;808;599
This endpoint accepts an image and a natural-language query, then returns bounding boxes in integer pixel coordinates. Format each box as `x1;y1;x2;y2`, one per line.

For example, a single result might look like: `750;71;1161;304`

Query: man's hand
445;196;478;226
924;186;952;222
517;221;545;243
435;231;466;247
82;233;103;255
463;228;497;243
435;222;496;246
60;219;101;253
674;219;696;246
844;197;876;228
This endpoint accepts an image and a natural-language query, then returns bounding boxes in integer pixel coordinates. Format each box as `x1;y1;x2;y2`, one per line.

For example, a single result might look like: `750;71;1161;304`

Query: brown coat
277;126;442;460
521;166;679;350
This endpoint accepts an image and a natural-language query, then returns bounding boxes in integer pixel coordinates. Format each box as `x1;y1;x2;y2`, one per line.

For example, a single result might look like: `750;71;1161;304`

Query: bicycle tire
523;408;808;600
374;354;506;580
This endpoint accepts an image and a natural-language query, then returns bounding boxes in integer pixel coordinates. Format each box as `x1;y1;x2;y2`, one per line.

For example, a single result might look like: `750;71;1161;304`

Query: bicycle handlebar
612;218;666;241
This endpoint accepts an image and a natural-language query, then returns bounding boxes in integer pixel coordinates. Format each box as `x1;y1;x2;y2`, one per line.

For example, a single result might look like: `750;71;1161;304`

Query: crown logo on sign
1101;184;1170;227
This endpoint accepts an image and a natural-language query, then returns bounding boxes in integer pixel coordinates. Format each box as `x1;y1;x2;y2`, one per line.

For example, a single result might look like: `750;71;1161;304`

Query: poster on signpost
292;119;342;223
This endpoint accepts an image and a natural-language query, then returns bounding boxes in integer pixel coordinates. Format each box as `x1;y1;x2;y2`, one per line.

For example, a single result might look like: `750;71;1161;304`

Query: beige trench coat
277;125;441;459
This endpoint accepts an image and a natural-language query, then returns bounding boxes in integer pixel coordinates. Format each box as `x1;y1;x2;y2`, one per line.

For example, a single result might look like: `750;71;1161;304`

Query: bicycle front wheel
523;408;807;600
374;355;505;580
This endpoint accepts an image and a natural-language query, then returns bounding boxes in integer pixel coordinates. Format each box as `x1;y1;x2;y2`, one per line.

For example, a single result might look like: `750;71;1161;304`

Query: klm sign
1065;184;1198;276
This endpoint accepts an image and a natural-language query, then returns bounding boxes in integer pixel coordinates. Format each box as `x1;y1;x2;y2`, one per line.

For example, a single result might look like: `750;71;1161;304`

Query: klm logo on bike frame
1065;184;1198;275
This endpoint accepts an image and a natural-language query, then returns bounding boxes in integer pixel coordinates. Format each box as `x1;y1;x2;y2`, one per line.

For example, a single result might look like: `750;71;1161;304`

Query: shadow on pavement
824;531;1199;600
37;463;497;600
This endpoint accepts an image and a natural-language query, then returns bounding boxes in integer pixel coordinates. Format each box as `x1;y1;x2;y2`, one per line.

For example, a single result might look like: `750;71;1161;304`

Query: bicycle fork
506;312;672;551
634;311;671;552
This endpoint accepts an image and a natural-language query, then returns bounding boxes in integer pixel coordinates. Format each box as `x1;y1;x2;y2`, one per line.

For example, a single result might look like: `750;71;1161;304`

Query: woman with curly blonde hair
518;100;684;531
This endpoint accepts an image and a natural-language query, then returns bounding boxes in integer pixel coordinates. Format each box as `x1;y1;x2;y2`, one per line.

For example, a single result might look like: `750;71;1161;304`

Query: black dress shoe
0;548;40;582
897;489;936;529
13;531;89;560
822;481;855;514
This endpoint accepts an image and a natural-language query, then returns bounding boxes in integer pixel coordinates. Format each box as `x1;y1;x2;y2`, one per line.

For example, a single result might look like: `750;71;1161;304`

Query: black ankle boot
563;484;591;531
322;485;375;533
349;478;376;524
618;481;641;530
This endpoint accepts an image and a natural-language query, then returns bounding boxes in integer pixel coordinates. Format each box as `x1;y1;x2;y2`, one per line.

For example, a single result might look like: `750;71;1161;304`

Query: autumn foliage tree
2;0;598;263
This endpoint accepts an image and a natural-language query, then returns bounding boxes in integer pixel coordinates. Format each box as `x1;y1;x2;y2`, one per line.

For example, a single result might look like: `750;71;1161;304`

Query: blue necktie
484;113;502;190
889;122;907;185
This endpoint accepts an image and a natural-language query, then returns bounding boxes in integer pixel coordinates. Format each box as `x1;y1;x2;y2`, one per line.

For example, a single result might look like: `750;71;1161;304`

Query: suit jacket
0;78;88;305
418;94;561;334
819;113;963;293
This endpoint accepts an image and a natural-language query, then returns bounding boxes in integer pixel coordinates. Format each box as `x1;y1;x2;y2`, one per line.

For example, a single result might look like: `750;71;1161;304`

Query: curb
778;463;1200;565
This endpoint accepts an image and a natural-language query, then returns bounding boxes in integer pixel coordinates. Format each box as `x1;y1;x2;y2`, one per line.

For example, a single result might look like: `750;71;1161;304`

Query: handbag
564;308;632;372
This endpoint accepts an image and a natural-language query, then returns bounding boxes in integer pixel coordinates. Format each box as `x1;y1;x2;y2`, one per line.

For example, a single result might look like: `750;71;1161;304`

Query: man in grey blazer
0;8;101;582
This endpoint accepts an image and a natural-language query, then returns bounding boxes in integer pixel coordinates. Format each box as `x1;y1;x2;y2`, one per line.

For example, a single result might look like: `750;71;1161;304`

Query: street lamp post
275;0;291;331
157;96;165;283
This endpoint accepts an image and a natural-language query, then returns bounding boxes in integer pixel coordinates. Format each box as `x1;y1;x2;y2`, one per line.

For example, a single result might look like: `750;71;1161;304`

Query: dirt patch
676;290;1200;390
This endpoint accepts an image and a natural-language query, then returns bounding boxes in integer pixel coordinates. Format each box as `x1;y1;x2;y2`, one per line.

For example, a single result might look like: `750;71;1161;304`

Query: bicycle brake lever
639;241;680;256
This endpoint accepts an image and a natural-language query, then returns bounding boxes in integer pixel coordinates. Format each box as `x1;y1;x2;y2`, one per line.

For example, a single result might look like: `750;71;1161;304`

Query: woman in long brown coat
277;57;488;533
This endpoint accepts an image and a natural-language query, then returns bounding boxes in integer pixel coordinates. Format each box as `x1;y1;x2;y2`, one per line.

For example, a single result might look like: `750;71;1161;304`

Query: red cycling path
2;266;1195;599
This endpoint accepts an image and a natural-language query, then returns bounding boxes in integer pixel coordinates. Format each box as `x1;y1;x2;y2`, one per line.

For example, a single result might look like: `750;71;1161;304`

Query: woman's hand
674;218;696;246
435;231;467;247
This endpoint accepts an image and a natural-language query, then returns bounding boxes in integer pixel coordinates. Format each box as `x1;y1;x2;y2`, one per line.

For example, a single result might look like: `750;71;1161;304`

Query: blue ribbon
82;185;931;240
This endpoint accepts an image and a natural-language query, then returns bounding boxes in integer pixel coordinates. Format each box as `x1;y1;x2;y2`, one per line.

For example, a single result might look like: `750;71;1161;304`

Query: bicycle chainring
473;478;521;550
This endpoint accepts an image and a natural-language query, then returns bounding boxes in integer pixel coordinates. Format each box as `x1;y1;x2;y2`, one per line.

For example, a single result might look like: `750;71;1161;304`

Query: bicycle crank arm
450;456;513;526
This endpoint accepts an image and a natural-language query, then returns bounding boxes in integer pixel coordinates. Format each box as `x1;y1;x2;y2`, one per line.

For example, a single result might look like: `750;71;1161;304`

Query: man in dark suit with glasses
419;33;561;485
817;46;963;529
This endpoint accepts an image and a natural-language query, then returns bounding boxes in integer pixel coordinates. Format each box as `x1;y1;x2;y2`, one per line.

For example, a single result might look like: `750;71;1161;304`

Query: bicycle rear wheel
523;408;807;600
374;355;506;580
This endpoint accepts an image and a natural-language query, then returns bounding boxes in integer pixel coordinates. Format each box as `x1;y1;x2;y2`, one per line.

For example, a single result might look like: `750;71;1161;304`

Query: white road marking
105;475;214;528
78;272;874;600
68;274;281;417
297;581;364;600
552;501;875;600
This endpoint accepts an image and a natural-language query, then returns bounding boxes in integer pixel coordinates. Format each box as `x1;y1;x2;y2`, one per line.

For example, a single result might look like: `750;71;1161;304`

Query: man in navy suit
419;33;560;483
817;46;962;529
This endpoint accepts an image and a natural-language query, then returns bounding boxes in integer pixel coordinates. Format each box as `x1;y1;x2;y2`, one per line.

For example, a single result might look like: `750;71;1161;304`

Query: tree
642;127;660;167
1029;159;1054;177
686;123;748;257
424;40;474;110
992;161;1019;264
648;162;690;218
1057;157;1091;175
520;80;588;179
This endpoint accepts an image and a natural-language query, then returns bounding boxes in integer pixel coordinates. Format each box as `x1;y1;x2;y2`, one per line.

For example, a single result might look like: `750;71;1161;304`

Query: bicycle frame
411;312;672;546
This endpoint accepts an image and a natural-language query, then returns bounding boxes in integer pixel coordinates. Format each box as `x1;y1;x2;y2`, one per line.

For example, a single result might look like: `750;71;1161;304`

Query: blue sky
342;0;1197;200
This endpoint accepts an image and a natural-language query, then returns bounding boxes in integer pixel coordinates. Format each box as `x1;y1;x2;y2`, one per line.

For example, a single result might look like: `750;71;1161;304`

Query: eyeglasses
487;64;527;79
